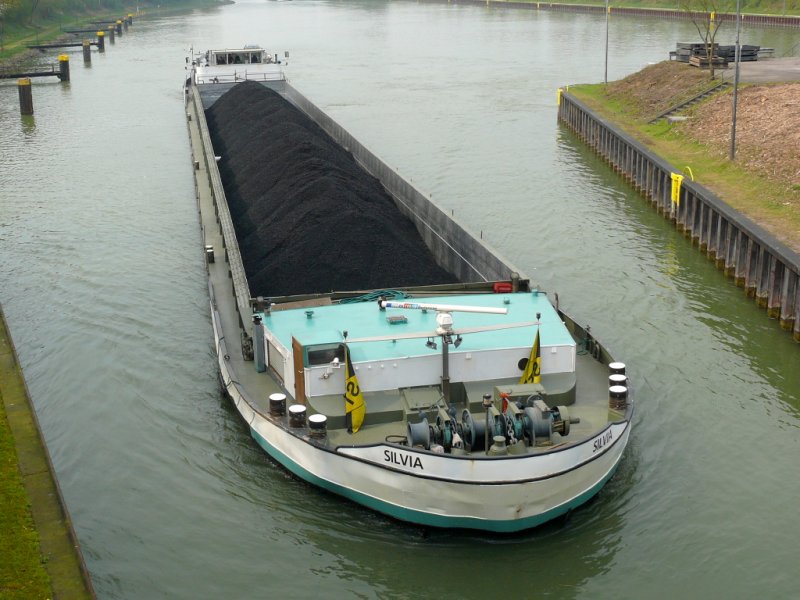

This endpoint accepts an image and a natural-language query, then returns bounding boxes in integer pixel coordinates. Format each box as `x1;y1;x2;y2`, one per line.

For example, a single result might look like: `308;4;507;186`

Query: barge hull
185;80;633;531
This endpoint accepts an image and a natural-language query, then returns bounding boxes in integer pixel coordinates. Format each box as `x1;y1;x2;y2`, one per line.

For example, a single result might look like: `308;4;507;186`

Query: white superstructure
191;45;286;85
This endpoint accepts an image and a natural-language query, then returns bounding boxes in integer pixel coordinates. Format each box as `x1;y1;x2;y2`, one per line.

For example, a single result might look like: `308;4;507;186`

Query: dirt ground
604;60;800;251
678;82;800;189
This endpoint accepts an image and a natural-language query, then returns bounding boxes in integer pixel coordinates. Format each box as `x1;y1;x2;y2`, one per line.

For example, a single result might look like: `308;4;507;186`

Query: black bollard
58;54;70;82
115;20;122;34
97;31;105;52
107;24;115;43
83;40;91;64
18;78;33;115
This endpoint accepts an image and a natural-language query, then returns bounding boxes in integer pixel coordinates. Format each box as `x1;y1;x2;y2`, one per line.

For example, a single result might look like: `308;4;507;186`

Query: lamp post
604;0;610;84
729;0;742;160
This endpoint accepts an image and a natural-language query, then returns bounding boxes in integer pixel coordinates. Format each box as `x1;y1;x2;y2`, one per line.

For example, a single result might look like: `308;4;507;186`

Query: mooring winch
406;394;579;454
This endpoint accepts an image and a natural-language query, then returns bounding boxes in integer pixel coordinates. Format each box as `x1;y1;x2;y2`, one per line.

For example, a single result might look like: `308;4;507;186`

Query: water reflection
225;419;634;600
20;114;37;134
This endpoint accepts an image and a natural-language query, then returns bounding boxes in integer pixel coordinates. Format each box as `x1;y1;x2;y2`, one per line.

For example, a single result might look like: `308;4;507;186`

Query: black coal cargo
205;81;457;298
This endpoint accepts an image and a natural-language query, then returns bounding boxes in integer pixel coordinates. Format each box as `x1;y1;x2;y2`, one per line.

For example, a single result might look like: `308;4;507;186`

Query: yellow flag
519;328;541;384
344;345;366;433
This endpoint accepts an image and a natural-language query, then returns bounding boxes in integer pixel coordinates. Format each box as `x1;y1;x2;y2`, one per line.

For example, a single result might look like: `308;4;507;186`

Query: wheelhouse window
211;50;265;66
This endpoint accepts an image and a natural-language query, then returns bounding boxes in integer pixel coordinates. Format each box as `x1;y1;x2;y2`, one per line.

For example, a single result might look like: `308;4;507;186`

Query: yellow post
18;78;33;115
670;173;684;206
710;11;716;21
58;54;70;82
557;87;562;106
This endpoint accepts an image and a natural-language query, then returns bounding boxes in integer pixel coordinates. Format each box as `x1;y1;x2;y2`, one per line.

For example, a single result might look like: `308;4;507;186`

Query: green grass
0;403;52;600
569;83;800;248
0;16;89;61
0;0;225;62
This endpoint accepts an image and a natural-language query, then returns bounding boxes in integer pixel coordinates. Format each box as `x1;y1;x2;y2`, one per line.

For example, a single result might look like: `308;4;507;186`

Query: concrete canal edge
0;304;96;599
557;91;800;342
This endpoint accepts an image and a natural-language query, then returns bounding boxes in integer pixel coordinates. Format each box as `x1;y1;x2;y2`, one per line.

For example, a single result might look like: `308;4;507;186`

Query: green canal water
1;1;799;598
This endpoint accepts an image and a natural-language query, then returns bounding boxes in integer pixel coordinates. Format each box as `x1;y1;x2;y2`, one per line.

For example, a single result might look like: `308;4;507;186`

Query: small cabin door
292;337;306;404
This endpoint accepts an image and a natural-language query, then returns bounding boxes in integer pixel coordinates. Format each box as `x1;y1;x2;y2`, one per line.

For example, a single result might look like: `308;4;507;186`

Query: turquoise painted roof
260;292;573;362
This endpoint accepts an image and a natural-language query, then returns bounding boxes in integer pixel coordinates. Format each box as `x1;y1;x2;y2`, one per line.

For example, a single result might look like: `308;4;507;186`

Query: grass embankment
0;324;51;599
569;62;800;252
0;0;226;63
0;15;91;63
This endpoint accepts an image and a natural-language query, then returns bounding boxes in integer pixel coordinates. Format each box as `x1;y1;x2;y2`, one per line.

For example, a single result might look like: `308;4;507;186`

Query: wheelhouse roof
259;292;572;362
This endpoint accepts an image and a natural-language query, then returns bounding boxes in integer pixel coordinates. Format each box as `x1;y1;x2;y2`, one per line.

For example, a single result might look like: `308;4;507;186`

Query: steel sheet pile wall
282;85;524;286
558;91;800;341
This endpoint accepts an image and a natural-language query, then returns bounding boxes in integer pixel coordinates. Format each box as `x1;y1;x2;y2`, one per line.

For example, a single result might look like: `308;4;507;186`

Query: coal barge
184;47;633;532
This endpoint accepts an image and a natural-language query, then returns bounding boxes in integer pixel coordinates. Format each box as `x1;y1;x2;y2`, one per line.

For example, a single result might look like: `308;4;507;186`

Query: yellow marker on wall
557;87;562;106
670;173;684;206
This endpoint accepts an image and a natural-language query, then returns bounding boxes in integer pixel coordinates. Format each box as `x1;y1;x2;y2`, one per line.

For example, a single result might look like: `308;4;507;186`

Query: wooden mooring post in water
97;31;105;52
83;41;91;64
58;55;70;82
107;24;115;44
18;78;33;115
